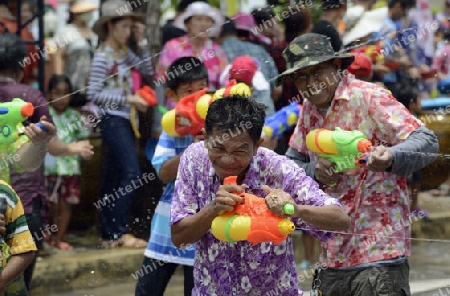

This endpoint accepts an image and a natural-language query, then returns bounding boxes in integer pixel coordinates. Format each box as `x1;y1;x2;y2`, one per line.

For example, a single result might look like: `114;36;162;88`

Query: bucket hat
172;2;224;37
275;33;354;86
92;0;144;40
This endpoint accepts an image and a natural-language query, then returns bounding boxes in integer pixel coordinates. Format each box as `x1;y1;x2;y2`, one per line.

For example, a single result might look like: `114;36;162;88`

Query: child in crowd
44;75;93;251
0;182;37;296
135;57;208;296
220;55;272;114
347;53;374;81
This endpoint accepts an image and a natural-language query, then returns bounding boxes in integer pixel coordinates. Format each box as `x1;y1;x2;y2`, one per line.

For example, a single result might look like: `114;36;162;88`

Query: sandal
55;241;73;251
117;234;147;248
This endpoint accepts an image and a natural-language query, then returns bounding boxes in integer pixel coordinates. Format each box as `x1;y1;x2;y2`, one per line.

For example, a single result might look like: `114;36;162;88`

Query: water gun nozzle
21;103;34;118
357;139;372;153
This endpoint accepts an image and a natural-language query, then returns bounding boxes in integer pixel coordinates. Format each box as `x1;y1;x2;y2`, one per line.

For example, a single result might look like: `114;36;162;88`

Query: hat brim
93;13;145;40
70;3;98;14
274;54;355;87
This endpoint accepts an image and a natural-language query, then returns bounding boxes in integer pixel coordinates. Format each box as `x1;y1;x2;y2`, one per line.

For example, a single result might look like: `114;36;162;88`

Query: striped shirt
87;45;154;120
145;132;195;265
0;180;37;295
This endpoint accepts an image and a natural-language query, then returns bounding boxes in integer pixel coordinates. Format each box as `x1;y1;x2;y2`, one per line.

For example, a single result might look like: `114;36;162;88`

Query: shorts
407;171;422;184
45;175;81;205
314;259;410;295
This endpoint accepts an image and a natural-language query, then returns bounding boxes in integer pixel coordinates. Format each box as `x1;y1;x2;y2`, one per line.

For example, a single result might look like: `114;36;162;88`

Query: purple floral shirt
170;142;343;295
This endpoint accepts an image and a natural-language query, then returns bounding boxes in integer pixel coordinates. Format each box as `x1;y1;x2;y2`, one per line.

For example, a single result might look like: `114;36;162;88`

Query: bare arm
294;204;350;231
158;153;183;184
47;137;93;158
53;47;65;74
15;141;47;172
0;251;35;292
171;203;217;248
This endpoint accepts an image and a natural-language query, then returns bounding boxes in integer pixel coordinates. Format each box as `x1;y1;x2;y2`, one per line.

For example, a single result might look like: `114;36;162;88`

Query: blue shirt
378;17;398;83
145;132;195;265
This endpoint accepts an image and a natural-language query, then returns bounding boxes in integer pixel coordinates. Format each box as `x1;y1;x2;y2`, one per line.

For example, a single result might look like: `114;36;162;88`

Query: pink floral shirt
156;35;229;91
289;75;423;268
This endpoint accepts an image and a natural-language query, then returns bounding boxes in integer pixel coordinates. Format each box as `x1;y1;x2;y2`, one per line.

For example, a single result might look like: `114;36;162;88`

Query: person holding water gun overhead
170;94;350;296
280;33;438;295
135;57;208;296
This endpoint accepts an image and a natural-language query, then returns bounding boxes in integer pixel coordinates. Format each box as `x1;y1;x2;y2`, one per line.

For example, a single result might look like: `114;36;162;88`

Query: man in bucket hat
280;33;438;295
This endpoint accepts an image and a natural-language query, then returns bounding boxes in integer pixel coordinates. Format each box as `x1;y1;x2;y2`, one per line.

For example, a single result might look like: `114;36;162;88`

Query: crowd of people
0;0;447;294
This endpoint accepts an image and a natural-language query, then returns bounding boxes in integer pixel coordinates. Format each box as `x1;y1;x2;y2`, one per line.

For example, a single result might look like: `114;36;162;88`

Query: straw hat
92;0;144;40
172;2;224;37
343;7;387;46
69;0;98;14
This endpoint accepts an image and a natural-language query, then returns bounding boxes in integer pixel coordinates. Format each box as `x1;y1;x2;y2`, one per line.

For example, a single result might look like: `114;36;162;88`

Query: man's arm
285;147;317;178
158;153;183;184
387;126;438;176
171;203;217;248
293;204;350;231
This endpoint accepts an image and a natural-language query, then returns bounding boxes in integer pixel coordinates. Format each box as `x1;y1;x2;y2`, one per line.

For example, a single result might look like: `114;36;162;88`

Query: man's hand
315;157;339;186
263;187;295;217
367;146;393;172
23;116;56;147
68;140;94;160
0;214;5;236
209;184;245;215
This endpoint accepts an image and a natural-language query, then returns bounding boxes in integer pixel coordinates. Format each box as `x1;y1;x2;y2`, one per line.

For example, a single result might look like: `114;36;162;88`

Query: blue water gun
262;102;302;140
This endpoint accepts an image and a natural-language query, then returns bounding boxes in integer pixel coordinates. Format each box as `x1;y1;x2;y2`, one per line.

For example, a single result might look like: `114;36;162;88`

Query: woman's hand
127;93;148;113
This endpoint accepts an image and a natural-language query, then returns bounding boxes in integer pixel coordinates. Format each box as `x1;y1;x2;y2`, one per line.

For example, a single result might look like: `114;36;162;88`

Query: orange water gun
161;80;252;137
211;176;296;246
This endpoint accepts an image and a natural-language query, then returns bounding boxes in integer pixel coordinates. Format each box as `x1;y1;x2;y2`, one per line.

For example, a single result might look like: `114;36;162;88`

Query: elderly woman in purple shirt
170;95;350;295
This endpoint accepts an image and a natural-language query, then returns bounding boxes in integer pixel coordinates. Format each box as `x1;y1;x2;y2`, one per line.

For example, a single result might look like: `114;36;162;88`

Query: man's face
292;59;341;109
205;128;262;182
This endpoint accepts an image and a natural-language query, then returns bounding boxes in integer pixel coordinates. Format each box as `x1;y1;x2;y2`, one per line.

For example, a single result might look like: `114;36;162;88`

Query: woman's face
20;3;33;25
109;17;133;45
185;15;214;38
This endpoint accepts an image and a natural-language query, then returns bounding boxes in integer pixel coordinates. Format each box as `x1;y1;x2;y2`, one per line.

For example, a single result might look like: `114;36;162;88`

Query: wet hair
165;57;208;91
284;7;312;43
0;33;28;76
220;17;237;37
48;74;73;94
205;95;266;144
